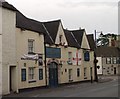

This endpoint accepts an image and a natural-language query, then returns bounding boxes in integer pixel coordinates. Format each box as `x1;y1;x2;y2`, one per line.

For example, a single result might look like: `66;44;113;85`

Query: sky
6;0;119;36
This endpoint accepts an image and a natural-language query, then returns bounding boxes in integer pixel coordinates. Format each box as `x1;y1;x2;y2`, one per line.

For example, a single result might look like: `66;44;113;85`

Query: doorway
49;62;58;87
114;67;116;75
9;66;16;92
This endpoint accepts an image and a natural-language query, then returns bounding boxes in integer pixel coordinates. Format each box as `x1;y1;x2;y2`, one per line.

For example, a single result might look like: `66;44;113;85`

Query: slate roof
42;20;61;45
87;34;96;51
95;46;120;57
16;11;45;34
64;29;80;49
0;1;17;11
71;29;85;47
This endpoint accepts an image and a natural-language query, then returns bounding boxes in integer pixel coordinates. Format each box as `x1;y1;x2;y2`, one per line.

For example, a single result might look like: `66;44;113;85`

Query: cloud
57;1;118;8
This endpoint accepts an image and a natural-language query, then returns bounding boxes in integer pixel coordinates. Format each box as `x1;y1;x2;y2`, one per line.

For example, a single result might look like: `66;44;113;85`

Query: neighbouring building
0;1;17;95
0;1;96;95
96;46;120;75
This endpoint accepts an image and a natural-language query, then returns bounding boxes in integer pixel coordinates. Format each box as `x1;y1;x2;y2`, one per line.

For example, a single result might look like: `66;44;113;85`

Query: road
33;79;119;97
3;76;119;97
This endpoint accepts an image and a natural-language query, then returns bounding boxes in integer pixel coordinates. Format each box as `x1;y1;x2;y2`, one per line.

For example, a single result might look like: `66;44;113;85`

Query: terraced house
0;1;96;95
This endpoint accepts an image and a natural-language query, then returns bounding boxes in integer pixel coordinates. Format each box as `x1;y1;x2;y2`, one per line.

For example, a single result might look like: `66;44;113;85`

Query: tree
97;33;117;47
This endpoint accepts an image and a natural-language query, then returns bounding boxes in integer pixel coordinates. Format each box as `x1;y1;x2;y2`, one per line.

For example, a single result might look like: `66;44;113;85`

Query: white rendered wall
97;57;103;75
2;8;16;95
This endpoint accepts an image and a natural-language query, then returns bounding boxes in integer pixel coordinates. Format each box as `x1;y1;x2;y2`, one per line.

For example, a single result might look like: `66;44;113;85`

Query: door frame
9;66;16;92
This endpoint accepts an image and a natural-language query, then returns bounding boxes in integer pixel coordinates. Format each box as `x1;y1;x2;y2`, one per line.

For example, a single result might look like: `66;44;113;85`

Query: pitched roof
16;11;45;34
95;46;120;57
64;29;80;48
71;29;85;47
0;1;17;11
42;20;60;45
87;34;96;51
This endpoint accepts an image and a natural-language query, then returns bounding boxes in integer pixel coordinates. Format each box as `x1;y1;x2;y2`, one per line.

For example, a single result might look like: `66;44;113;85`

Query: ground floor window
29;67;35;80
77;68;80;77
84;67;87;78
39;69;43;80
69;69;72;80
21;69;26;81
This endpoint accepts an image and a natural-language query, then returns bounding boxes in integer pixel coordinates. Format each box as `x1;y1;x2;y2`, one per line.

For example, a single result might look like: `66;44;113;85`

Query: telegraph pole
94;30;98;82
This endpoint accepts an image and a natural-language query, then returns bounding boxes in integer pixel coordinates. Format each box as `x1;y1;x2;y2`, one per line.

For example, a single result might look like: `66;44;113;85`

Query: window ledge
28;80;36;83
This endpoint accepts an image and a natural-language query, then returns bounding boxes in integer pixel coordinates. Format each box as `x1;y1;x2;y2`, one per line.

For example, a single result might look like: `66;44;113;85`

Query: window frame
39;69;43;80
28;67;35;80
28;39;35;53
112;57;117;64
106;57;111;64
68;52;72;65
21;69;26;81
84;51;90;61
77;68;80;77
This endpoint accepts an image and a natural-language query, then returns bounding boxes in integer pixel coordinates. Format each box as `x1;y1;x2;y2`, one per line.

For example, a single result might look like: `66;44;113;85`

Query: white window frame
29;67;35;80
113;57;117;64
106;58;111;64
28;39;34;53
68;52;72;65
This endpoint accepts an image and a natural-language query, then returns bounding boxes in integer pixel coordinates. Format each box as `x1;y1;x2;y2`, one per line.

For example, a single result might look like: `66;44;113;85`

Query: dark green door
49;62;58;87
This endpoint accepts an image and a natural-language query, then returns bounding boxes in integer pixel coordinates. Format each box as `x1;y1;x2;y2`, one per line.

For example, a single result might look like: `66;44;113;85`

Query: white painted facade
16;28;45;90
1;7;16;95
0;3;96;95
55;22;68;46
97;57;103;75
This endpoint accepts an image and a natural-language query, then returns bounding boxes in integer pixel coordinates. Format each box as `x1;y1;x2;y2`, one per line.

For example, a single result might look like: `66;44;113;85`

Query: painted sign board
46;47;61;58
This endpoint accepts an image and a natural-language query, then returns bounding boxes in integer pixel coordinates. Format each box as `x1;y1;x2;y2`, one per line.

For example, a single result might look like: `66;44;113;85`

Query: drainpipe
94;30;98;82
94;52;98;82
44;34;47;87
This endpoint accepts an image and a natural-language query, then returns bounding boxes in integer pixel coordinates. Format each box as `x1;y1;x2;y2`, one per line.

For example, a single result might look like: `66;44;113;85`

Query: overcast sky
6;0;119;36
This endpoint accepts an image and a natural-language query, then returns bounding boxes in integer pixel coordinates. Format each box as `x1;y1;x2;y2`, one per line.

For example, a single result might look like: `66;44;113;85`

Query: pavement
2;75;119;97
98;75;118;83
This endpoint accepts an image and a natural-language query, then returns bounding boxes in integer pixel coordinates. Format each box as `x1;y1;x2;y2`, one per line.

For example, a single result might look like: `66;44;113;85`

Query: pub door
49;62;58;87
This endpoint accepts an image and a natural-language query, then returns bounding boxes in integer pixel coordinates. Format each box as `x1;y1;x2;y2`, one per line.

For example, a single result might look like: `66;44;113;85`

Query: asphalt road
33;79;119;97
3;76;119;98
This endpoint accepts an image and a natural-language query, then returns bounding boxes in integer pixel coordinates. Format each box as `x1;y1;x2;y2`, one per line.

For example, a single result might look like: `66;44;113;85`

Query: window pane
77;68;80;77
28;39;34;53
84;51;90;61
21;69;26;81
29;67;34;80
106;58;111;64
39;69;43;80
68;52;72;65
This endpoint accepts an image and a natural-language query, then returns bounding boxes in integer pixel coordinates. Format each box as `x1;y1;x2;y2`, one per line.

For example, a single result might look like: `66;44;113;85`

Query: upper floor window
28;39;34;54
67;52;72;65
84;51;90;61
106;58;111;64
117;57;120;64
113;57;117;64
